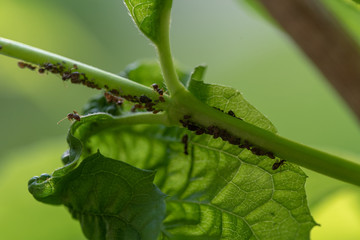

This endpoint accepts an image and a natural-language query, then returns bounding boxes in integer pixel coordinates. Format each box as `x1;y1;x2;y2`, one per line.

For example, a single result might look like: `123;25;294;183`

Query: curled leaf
123;0;172;44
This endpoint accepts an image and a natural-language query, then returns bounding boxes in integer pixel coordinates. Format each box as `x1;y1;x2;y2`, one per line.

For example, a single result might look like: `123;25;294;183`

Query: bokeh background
0;0;359;239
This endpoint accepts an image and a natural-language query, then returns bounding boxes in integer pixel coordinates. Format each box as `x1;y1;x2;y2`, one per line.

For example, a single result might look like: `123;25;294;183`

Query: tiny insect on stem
272;159;286;170
181;134;189;155
57;111;81;125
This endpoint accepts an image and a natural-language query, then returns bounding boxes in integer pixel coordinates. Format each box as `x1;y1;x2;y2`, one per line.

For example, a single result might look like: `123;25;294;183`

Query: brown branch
259;0;360;120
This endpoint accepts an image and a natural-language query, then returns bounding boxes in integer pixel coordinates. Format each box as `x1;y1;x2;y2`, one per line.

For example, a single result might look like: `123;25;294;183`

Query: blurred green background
0;0;359;239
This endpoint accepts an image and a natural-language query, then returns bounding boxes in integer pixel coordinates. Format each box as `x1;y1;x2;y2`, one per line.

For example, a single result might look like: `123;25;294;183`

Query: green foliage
28;115;166;239
28;64;316;238
123;0;172;44
187;65;277;132
8;0;360;238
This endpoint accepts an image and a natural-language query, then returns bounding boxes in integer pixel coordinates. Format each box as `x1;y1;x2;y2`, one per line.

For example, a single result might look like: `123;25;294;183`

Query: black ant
272;159;286;170
152;83;165;102
57;111;81;124
182;134;189;155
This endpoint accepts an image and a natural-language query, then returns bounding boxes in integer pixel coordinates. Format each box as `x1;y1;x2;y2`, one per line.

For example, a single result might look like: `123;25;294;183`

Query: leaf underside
123;0;169;43
28;62;316;239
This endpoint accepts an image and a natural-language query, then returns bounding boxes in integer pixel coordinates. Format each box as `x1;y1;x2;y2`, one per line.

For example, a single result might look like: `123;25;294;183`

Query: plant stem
0;37;162;100
2;38;359;186
86;112;170;128
173;90;360;187
156;0;187;96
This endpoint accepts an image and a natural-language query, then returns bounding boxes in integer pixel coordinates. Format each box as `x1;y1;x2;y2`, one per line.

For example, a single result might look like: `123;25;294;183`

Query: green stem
172;91;360;186
0;37;163;101
156;0;186;96
2;37;359;186
91;112;170;127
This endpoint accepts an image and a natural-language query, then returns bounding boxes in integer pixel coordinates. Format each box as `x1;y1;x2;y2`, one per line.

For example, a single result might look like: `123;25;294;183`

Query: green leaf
82;93;122;116
123;0;172;44
60;111;316;239
28;115;166;239
187;65;277;132
120;59;189;88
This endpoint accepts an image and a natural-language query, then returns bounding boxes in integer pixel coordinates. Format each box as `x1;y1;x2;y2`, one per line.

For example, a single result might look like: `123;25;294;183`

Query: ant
152;83;165;102
57;111;81;125
272;159;286;170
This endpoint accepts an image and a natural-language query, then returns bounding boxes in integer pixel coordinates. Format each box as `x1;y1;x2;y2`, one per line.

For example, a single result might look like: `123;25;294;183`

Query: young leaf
65;110;316;239
187;65;277;132
28;125;166;239
123;0;172;44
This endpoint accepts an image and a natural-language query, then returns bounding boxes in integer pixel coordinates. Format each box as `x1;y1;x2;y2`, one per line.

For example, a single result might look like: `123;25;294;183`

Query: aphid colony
15;59;283;168
18;61;101;89
17;60;166;115
103;87;163;114
180;114;285;170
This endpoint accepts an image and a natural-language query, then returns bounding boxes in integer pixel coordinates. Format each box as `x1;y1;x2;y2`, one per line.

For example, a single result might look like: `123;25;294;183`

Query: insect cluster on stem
180;113;285;170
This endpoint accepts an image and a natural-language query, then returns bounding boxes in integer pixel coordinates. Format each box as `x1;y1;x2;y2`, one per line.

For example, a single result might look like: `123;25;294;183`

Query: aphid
152;83;164;96
18;61;27;69
73;64;78;69
38;68;45;74
0;45;2;50
43;63;54;70
182;134;189;155
272;159;286;170
81;73;88;80
57;111;81;125
195;128;205;135
131;103;143;112
110;89;120;96
62;72;71;81
239;140;251;150
26;64;37;70
228;110;235;117
139;95;152;104
104;92;124;105
157;88;164;95
159;95;165;102
70;72;81;83
145;102;155;111
187;123;199;131
266;152;275;159
152;83;159;91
